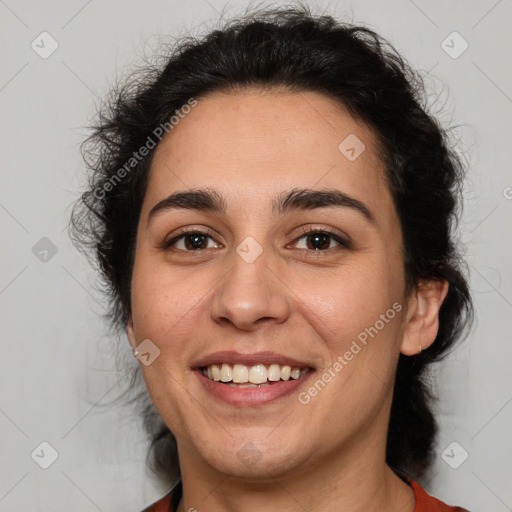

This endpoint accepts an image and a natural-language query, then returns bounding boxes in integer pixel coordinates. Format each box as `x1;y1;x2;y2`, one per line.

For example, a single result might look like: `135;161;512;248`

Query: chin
196;434;308;480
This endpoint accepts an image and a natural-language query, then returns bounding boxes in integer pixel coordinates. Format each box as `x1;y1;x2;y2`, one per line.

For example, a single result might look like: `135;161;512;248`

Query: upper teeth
202;363;309;384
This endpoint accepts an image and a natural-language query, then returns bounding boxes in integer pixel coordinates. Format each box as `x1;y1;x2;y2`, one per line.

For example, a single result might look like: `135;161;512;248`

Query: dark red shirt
142;473;470;511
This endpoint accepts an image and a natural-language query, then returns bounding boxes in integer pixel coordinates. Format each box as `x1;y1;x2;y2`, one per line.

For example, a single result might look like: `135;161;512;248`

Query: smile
201;363;310;387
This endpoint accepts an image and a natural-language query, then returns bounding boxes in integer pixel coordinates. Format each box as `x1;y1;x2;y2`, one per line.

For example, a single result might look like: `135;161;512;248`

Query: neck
176;430;415;512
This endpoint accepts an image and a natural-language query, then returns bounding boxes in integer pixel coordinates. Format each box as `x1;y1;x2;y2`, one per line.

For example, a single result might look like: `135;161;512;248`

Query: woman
70;4;473;511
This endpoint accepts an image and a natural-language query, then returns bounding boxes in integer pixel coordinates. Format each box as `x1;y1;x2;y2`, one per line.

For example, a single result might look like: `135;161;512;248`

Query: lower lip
195;370;314;406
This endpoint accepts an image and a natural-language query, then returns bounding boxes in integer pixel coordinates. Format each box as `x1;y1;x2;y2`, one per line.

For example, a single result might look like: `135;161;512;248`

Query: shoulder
401;473;471;512
140;492;172;512
141;479;182;512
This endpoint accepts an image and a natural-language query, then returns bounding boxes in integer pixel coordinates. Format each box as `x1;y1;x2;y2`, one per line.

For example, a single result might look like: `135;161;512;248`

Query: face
127;88;415;480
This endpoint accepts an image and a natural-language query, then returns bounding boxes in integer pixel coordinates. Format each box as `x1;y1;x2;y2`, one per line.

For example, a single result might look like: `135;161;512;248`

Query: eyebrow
147;186;375;227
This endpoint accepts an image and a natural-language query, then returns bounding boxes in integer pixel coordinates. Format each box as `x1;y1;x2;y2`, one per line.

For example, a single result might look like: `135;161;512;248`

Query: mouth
200;363;311;387
192;352;315;406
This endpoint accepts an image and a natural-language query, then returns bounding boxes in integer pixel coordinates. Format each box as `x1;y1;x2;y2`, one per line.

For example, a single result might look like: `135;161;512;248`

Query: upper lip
192;351;313;369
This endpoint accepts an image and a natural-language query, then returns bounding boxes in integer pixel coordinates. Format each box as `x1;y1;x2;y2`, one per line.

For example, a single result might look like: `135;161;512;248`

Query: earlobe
400;279;449;356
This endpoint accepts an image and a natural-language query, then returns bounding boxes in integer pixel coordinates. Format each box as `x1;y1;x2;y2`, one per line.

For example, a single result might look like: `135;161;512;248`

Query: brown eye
161;229;220;251
160;227;350;253
292;228;350;252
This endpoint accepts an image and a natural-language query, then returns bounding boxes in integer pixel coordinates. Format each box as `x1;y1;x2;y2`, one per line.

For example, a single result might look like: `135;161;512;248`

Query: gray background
1;0;511;510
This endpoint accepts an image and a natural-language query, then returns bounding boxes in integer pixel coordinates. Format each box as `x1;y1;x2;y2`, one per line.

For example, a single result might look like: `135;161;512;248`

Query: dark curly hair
70;2;473;485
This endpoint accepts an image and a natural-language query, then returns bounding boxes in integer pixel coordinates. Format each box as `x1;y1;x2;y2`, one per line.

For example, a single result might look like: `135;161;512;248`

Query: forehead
145;88;391;217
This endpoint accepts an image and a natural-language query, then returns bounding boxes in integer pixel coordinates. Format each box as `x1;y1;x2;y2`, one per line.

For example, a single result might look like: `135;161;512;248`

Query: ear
400;279;449;356
126;314;137;351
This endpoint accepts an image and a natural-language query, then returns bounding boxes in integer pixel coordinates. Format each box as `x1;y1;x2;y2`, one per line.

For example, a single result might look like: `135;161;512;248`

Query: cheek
302;259;403;345
129;260;198;364
131;249;197;318
131;250;403;346
301;266;403;419
130;263;205;428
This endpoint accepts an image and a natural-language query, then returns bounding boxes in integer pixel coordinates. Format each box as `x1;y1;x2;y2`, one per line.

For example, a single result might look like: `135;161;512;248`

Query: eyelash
160;225;351;254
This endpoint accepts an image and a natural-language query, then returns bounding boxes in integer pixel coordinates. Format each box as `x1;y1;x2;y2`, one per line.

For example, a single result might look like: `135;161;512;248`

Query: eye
291;226;350;252
160;226;350;253
161;228;221;251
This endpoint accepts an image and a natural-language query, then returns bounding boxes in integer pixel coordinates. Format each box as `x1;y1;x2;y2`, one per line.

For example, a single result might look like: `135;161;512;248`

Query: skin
126;88;449;512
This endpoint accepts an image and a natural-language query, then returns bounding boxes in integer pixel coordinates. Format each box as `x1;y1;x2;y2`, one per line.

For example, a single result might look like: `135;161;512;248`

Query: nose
210;247;291;332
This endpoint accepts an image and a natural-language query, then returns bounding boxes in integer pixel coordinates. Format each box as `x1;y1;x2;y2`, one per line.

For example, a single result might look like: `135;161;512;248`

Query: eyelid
291;224;351;246
159;226;221;250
